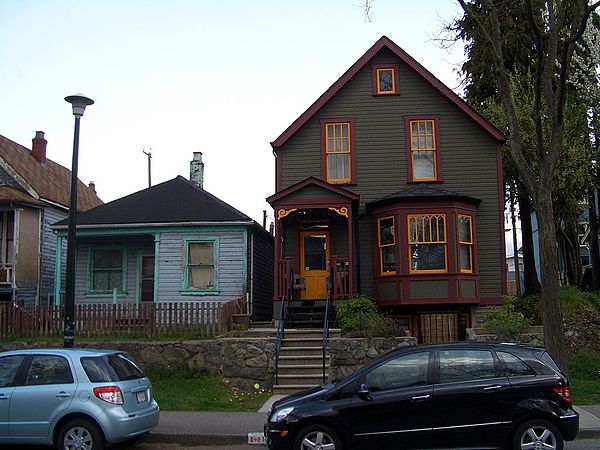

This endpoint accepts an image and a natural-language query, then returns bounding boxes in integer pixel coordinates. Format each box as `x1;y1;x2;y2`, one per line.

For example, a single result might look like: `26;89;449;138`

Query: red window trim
371;64;400;96
320;118;357;185
403;114;443;183
457;213;478;274
377;215;397;276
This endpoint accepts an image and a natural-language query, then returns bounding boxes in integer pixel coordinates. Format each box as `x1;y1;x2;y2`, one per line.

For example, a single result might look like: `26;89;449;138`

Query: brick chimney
88;181;96;194
190;152;204;188
32;131;47;162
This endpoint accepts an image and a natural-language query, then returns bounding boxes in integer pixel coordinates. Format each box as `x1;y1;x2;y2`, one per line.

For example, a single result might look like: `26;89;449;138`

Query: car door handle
0;394;9;400
411;394;430;402
483;385;503;392
56;392;71;398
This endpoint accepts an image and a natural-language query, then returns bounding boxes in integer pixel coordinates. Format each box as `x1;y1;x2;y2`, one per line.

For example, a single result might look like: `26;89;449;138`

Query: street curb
577;428;600;439
145;432;247;446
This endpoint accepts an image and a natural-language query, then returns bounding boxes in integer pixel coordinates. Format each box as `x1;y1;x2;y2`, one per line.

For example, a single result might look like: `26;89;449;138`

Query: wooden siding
157;231;246;303
279;47;503;300
40;208;67;305
250;228;274;320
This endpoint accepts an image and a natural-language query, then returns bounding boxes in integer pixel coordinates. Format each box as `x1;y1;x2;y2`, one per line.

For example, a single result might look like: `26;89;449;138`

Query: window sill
181;290;220;296
407;179;444;184
85;292;127;298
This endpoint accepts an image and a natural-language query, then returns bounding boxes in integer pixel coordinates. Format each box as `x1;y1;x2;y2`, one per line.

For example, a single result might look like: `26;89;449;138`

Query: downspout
249;231;254;316
153;234;160;303
37;209;42;305
13;208;21;302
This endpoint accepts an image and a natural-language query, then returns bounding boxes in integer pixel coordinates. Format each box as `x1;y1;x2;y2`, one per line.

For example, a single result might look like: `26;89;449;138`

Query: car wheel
512;419;564;450
293;424;343;450
59;418;104;450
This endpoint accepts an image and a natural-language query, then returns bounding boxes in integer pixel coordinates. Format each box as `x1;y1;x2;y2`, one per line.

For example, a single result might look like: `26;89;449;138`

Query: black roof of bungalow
53;176;253;227
366;185;482;211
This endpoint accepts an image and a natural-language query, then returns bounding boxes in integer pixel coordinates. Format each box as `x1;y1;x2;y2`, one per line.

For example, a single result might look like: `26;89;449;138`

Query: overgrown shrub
336;295;399;338
482;295;531;341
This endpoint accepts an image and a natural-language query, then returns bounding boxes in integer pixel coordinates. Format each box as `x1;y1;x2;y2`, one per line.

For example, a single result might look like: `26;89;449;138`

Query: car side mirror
357;383;372;401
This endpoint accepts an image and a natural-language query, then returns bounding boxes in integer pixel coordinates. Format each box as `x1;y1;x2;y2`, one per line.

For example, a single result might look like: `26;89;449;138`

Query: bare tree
457;0;600;371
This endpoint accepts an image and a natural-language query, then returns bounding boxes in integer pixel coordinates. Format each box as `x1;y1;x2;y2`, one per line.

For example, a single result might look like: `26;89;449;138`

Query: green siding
279;47;503;300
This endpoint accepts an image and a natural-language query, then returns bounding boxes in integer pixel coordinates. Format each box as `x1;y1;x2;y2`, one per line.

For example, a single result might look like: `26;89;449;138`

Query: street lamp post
64;94;94;348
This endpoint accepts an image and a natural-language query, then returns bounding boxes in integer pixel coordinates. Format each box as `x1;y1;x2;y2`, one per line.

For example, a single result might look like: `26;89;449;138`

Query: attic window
372;64;399;95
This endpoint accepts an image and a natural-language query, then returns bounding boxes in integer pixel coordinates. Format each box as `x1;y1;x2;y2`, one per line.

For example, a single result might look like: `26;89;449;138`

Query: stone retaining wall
9;329;547;391
466;326;544;346
0;336;416;391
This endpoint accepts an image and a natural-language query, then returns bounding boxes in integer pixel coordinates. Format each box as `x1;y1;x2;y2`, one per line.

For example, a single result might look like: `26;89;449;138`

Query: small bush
482;295;531;341
336;295;399;338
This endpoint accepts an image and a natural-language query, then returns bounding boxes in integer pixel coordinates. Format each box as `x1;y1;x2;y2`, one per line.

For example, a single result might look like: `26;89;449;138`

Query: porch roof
0;186;45;207
267;176;359;206
366;185;482;211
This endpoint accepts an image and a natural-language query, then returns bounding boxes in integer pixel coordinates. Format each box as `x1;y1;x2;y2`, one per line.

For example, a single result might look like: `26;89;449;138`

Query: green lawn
145;368;272;412
568;352;600;405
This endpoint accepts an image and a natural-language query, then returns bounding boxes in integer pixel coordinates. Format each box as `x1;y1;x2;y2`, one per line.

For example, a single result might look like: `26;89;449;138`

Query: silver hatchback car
0;348;159;449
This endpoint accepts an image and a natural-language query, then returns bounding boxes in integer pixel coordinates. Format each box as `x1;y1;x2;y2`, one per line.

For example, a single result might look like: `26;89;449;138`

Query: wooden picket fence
0;299;241;339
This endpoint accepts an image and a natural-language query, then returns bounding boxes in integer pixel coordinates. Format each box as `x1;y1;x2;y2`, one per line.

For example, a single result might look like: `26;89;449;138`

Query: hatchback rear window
82;353;145;382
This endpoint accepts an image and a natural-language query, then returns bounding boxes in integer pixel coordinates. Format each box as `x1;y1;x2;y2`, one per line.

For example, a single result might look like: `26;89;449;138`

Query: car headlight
270;406;294;422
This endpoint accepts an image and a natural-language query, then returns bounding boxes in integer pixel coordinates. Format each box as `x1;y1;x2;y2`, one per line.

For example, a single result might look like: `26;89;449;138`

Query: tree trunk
518;189;541;294
534;195;567;372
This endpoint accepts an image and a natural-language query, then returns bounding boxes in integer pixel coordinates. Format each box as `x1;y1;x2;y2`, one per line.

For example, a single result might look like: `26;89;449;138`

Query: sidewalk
145;396;283;446
145;399;600;446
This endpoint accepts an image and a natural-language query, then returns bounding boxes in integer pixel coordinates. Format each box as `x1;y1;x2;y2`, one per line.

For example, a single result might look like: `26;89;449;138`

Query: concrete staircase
273;328;341;395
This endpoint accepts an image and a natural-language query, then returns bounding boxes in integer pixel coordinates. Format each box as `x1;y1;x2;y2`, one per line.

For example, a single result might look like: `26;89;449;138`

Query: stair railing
275;265;292;385
322;274;332;383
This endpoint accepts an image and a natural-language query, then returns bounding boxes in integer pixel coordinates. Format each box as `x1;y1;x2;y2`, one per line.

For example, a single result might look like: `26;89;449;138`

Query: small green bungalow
52;156;273;320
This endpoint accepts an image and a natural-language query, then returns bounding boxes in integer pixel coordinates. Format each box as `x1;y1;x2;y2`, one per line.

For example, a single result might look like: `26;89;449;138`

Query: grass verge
145;367;272;412
569;352;600;405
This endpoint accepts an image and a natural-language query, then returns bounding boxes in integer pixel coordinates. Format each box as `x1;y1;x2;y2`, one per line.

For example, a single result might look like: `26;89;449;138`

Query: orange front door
300;231;330;300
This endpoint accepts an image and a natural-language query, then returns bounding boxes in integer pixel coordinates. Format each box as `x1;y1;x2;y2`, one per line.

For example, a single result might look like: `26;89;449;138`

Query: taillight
93;386;124;405
553;386;572;404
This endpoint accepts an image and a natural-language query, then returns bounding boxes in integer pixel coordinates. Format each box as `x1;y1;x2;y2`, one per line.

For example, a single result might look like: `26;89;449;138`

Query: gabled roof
54;176;254;227
271;36;505;149
0;134;103;211
366;185;481;211
267;176;359;205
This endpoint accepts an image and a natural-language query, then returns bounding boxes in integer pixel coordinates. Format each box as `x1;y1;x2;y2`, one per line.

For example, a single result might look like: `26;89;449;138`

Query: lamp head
65;94;94;117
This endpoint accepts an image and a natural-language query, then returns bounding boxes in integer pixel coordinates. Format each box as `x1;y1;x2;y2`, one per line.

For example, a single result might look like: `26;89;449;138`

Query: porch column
347;209;354;297
54;236;63;306
274;217;283;299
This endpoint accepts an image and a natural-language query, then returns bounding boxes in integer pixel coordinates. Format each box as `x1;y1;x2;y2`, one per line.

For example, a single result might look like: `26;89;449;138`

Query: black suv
265;342;578;450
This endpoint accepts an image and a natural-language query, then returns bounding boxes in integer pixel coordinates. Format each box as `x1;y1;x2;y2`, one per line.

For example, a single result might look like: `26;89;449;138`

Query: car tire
512;419;564;450
293;424;343;450
58;418;104;450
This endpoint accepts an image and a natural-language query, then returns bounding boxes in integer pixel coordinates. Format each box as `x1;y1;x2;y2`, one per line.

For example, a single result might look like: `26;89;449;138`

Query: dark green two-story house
267;36;506;343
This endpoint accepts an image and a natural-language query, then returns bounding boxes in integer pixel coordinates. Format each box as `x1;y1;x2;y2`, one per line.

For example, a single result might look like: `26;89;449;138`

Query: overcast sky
1;0;469;228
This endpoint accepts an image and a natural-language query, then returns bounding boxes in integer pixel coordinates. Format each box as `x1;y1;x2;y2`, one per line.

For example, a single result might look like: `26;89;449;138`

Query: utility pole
143;149;152;188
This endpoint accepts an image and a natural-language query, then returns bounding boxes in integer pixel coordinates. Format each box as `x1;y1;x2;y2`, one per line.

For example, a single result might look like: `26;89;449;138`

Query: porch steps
286;304;335;329
273;329;339;395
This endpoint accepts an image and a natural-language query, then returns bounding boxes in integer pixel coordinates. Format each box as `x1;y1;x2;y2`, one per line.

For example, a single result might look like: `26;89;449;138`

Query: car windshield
81;353;145;382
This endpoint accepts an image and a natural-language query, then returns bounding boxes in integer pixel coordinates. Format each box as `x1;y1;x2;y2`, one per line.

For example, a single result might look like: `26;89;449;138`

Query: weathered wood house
268;36;506;342
0;132;102;304
53;154;273;320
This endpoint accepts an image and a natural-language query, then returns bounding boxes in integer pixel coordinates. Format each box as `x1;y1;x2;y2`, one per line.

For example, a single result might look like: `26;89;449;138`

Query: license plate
247;432;265;445
136;391;147;403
